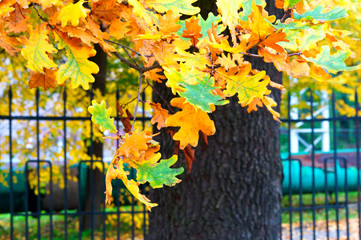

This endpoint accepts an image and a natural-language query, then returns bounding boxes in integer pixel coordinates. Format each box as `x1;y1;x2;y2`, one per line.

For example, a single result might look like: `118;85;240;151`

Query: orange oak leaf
258;32;289;54
0;24;21;55
181;17;202;46
158;10;181;36
117;131;152;160
91;0;123;22
166;97;215;149
59;26;100;46
109;18;130;39
143;68;166;83
309;63;331;81
29;69;57;90
150;102;171;130
4;3;30;33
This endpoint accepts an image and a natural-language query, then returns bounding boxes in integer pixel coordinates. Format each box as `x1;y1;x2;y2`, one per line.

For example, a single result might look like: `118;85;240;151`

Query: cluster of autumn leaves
0;0;359;210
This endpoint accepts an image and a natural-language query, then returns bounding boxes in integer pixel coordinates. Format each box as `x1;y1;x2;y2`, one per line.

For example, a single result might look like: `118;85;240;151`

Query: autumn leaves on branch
0;0;359;210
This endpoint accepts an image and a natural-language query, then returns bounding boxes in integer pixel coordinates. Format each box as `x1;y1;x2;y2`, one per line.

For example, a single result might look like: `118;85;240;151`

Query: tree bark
147;1;284;239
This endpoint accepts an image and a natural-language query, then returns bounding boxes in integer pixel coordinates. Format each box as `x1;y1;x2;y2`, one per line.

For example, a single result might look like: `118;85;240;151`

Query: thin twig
112;51;143;72
122;46;137;65
131;74;143;132
106;40;141;55
142;63;162;72
33;5;48;23
121;83;149;108
288;51;302;57
280;8;292;23
240;52;262;58
147;80;175;114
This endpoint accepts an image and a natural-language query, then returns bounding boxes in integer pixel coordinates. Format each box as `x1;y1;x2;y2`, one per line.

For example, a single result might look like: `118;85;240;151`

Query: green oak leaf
273;20;309;30
88;100;117;133
305;46;360;74
146;0;200;15
178;77;229;112
293;6;347;21
198;12;225;39
285;0;301;8
240;0;264;22
136;153;184;189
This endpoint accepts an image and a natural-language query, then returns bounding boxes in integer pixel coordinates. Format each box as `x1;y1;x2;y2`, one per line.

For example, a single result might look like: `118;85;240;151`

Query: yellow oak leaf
262;96;281;122
216;0;244;44
245;2;276;41
57;0;90;27
0;0;15;18
21;23;58;73
145;0;200;15
105;158;157;211
31;0;62;8
150;103;171;130
166;98;215;149
29;68;57;90
220;65;271;105
55;32;99;90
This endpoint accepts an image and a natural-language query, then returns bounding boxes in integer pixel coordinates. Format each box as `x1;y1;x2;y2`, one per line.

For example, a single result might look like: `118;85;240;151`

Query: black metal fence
0;87;360;239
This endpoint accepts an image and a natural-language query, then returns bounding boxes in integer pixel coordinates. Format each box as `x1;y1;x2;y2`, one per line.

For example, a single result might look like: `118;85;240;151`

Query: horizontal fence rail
0;87;360;240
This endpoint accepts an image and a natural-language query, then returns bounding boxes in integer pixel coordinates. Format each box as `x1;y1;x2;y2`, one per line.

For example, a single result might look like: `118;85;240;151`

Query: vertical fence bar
116;87;121;240
331;91;340;239
49;159;54;240
36;88;42;239
324;157;330;240
344;157;350;239
90;87;95;240
63;88;68;239
8;86;14;239
298;159;303;240
142;91;147;238
310;90;317;240
355;89;361;239
78;162;82;240
287;92;293;239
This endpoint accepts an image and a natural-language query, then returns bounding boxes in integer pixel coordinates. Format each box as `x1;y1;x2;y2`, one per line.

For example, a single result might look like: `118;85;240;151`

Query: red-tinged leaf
181;17;202;46
117;102;132;133
5;3;30;33
150;102;171;130
183;145;195;173
200;132;208;151
29;69;57;90
259;32;289;54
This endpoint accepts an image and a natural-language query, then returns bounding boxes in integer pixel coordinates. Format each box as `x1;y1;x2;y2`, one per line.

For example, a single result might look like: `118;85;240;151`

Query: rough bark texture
147;1;284;239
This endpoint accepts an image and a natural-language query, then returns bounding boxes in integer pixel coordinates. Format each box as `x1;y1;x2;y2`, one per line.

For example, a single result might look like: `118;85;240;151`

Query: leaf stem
131;73;143;132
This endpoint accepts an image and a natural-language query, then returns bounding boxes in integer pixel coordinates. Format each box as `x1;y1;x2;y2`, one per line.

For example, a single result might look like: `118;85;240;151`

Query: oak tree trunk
147;1;284;239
